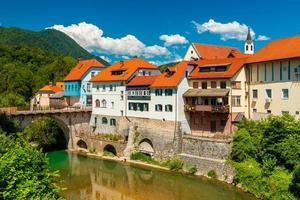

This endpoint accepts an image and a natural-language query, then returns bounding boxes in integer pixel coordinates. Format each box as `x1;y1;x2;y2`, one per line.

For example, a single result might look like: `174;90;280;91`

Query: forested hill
0;27;109;66
0;44;77;107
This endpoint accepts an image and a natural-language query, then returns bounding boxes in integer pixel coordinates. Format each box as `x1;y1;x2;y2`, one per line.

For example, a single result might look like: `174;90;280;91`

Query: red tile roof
247;35;300;63
90;58;158;82
192;43;245;59
64;59;105;81
39;83;64;93
151;61;191;88
189;57;248;79
127;75;159;87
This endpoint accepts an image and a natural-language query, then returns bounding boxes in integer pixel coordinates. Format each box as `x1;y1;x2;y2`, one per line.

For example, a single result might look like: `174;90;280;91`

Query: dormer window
111;68;126;75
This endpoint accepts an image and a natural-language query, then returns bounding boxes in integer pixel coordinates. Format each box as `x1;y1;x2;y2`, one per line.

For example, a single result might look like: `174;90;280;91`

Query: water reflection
48;151;254;200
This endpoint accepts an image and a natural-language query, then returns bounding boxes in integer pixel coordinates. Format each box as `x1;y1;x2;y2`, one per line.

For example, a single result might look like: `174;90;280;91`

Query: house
30;82;64;110
90;58;161;132
64;59;105;107
246;35;300;119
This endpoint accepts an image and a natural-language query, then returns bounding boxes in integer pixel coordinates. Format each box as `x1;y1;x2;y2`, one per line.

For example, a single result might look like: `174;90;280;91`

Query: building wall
183;45;199;61
30;92;52;110
64;81;81;97
80;67;103;106
248;58;300;119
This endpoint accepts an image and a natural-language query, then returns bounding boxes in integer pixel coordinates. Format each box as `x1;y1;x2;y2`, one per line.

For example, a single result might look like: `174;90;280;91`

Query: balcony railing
184;104;230;113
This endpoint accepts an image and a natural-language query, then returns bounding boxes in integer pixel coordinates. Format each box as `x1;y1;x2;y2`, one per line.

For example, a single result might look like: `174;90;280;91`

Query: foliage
0;132;63;199
207;170;217;178
290;165;300;199
183;164;198;175
0;113;19;134
163;158;184;171
158;62;179;72
130;151;160;165
0;27;109;65
89;147;96;154
103;150;115;157
231;115;300;199
96;133;124;141
22;117;66;151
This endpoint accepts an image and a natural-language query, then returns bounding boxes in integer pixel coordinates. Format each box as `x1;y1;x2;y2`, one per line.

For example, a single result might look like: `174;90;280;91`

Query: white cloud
150;54;182;66
192;19;269;42
47;22;170;58
159;34;188;46
257;35;270;41
99;55;111;63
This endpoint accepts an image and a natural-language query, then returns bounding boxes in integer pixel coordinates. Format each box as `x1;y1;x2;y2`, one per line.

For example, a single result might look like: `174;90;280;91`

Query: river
48;150;255;200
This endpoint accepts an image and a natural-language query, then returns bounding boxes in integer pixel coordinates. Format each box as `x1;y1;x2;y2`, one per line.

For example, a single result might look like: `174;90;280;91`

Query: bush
164;158;184;171
207;170;217;178
89;148;96;154
103;150;115;157
183;164;197;175
290;166;300;199
130;152;160;165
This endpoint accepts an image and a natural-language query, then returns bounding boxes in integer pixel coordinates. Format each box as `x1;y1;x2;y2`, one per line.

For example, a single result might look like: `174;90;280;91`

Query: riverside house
64;59;105;107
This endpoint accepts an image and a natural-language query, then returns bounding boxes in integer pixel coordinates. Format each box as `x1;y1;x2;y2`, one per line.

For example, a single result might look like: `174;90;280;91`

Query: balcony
184;104;230;113
128;96;151;100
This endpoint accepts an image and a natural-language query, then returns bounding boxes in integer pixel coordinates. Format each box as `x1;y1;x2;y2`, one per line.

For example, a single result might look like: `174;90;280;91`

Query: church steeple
244;27;254;54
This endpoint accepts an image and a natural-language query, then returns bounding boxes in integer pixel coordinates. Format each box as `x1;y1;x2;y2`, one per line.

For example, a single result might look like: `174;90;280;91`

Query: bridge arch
77;139;88;149
138;138;154;156
103;144;117;156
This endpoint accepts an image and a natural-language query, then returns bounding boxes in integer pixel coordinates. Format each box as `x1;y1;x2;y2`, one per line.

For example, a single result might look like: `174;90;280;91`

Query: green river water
48;150;255;200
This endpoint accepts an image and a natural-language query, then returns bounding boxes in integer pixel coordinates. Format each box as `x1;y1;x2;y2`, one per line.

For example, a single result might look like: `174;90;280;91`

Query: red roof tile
151;61;191;88
192;43;245;59
39;83;63;93
90;58;158;82
247;35;300;63
127;75;159;87
189;57;248;79
64;59;105;81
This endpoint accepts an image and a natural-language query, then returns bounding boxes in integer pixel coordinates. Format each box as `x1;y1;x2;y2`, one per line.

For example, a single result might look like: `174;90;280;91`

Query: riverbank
67;149;253;197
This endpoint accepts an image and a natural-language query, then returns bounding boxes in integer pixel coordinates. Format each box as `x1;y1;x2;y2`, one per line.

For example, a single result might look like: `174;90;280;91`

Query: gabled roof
247;35;300;63
39;83;63;93
64;59;105;81
189;57;248;79
151;61;191;88
192;43;244;59
127;75;159;87
90;58;158;82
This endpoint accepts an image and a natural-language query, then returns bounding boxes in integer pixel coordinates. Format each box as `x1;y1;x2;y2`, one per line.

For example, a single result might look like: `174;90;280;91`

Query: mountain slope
0;27;109;65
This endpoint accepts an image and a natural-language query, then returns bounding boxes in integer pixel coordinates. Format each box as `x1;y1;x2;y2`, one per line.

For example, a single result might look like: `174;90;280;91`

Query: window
109;85;113;91
185;71;189;77
282;111;289;115
111;101;114;109
155;104;163;111
87;83;91;92
201;82;207;89
165;89;173;96
253;89;258;99
231;96;241;107
288;61;291;80
191;50;193;54
267;110;272;114
102;117;108;124
102;85;106;92
271;63;274;81
155;89;163;96
129;103;148;111
95;99;100;107
91;72;95;77
232;81;241;89
282;89;289;99
96;85;100;91
257;64;260;82
193;82;199;88
71;85;74;91
101;99;107;108
120;91;124;100
165;104;173;112
280;62;283;80
220;119;227;126
112;70;124;75
264;64;267;81
266;89;272;99
220;81;226;89
211;81;217;88
94;117;97;125
110;118;116;126
114;85;116;91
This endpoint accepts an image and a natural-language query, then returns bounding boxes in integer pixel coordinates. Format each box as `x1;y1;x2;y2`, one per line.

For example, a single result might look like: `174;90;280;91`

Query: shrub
103;150;115;157
130;152;159;165
231;129;256;162
183;164;197;175
207;170;217;178
290;165;300;199
89;148;96;154
164;158;184;171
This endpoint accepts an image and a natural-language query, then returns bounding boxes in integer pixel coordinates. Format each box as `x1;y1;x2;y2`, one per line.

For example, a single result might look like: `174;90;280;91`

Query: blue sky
1;0;300;64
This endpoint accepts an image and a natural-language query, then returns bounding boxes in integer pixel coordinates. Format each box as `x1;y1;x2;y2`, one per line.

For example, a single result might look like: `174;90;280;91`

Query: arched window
101;99;107;108
165;104;173;112
102;117;108;124
95;99;100;107
110;118;116;126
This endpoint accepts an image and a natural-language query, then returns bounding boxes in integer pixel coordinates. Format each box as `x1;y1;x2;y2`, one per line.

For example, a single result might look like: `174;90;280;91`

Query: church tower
244;27;254;54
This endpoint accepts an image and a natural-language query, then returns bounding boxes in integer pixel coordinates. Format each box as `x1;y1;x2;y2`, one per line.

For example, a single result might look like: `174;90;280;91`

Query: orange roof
39;84;63;93
247;35;300;63
55;82;64;89
189;57;248;79
90;58;158;82
151;61;191;88
192;43;244;59
127;75;159;87
64;59;105;81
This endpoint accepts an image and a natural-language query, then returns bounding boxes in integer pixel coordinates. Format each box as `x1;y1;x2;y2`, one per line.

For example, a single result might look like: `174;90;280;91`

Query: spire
245;27;252;44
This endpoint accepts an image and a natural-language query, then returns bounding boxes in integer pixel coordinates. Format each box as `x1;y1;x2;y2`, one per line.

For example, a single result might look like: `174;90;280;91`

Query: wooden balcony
184;104;230;113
